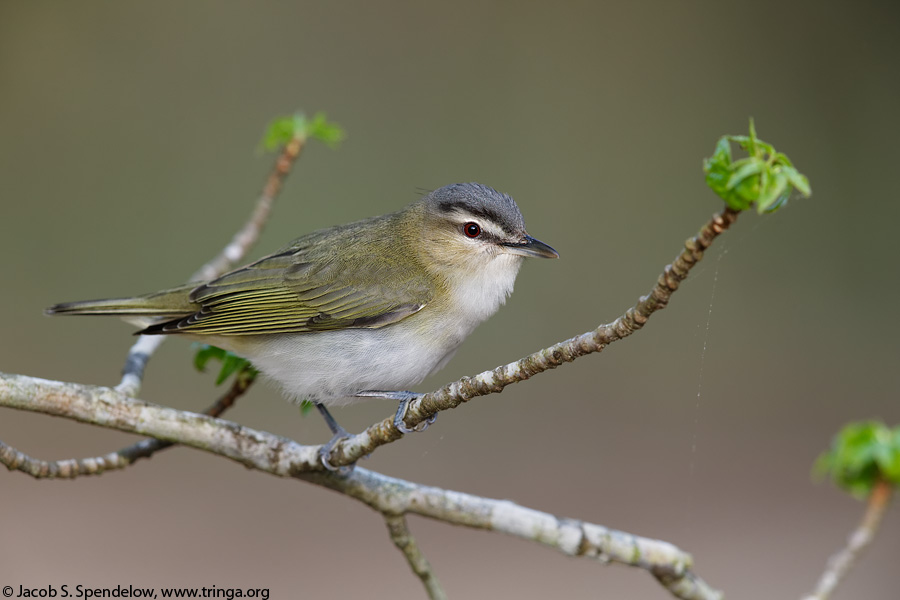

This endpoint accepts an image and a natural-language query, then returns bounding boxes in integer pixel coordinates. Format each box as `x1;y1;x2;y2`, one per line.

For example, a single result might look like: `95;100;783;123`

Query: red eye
464;222;481;238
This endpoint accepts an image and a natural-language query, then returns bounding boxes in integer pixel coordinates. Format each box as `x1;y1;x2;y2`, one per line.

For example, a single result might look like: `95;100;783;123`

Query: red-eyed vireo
47;183;558;465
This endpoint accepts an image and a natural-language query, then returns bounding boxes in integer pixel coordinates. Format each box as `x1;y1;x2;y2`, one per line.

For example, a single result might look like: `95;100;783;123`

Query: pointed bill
502;235;559;259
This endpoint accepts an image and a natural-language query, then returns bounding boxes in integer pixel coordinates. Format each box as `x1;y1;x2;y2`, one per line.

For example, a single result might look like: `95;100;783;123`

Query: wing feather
142;229;433;336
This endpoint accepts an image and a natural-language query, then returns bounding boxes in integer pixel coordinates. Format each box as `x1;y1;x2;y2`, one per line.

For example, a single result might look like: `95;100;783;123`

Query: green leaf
884;447;900;480
192;344;256;386
260;114;306;152
725;158;763;192
306;112;346;148
259;111;346;153
814;421;900;498
703;119;811;213
300;399;315;417
193;344;226;372
216;354;239;385
771;151;794;168
746;117;758;155
783;166;812;197
757;171;788;213
704;137;752;211
710;136;733;166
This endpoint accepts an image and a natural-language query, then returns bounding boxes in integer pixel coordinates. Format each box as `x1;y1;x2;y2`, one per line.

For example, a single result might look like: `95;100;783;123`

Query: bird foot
355;390;438;433
313;402;354;473
318;428;354;474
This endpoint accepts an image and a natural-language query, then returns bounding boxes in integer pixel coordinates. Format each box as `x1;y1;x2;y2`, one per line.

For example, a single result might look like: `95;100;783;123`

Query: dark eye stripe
437;201;518;237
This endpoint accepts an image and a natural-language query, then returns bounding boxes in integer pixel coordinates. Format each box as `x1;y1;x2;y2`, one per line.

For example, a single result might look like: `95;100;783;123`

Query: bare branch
384;515;447;600
115;134;307;398
0;372;319;472
1;371;255;479
802;479;893;600
0;371;720;599
304;469;722;600
324;207;741;468
115;335;166;397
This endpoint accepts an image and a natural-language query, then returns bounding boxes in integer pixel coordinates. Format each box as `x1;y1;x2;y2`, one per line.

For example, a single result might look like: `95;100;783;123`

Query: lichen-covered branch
0;372;321;472
802;479;893;600
304;469;721;600
1;370;255;479
115;134;307;398
324;207;740;467
384;515;447;600
0;371;720;600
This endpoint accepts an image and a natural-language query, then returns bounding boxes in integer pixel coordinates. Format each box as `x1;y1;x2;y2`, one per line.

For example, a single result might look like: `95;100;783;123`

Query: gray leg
355;390;438;434
314;402;353;473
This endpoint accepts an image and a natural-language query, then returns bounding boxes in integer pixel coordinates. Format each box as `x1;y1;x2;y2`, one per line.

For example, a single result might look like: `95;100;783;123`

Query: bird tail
45;285;196;318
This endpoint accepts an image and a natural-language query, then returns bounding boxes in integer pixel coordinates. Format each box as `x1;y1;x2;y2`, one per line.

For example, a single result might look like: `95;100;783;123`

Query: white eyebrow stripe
449;210;510;239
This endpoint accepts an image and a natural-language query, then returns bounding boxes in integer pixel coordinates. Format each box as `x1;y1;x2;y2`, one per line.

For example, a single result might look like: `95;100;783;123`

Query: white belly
213;319;461;406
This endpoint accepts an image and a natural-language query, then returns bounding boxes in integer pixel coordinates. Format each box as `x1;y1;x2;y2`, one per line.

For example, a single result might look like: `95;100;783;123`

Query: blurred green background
2;1;898;598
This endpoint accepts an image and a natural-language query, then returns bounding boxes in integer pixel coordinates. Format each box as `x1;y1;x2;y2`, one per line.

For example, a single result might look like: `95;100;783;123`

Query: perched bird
47;183;558;464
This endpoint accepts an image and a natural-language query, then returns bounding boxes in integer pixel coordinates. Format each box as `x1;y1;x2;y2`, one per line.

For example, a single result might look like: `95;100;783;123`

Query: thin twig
802;479;893;600
189;135;305;284
323;207;741;467
384;515;447;600
0;370;256;479
116;134;307;398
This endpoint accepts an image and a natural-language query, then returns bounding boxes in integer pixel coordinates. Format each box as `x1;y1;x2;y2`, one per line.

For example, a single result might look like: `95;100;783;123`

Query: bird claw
355;390;438;433
318;430;354;474
393;393;437;434
395;411;437;434
312;402;355;472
